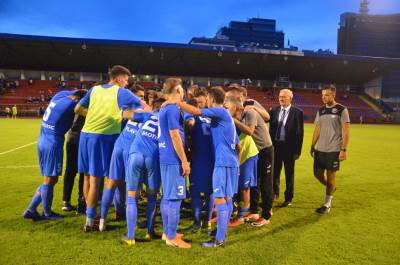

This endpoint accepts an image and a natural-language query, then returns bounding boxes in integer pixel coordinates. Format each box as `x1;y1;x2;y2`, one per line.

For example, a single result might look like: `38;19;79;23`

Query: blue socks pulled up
167;200;182;240
27;185;42;213
100;187;116;219
126;196;137;240
216;202;229;242
146;194;157;233
41;184;54;216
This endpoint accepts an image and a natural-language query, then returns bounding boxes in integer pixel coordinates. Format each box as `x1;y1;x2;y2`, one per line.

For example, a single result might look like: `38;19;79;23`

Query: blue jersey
184;114;214;165
129;112;159;158
200;107;239;167
113;120;141;149
40;90;77;140
158;104;184;165
113;103;145;150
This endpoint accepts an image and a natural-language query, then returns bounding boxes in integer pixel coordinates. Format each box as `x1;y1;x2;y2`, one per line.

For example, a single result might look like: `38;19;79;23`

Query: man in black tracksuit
62;114;86;213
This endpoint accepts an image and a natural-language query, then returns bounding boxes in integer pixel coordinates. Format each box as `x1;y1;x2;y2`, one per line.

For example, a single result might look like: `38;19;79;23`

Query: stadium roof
1;33;400;84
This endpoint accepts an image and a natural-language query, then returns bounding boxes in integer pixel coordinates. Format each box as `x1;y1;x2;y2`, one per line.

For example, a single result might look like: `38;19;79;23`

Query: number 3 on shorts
177;186;184;196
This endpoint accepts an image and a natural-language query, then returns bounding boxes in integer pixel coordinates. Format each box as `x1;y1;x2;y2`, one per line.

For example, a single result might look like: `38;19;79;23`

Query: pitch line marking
0;141;37;156
0;165;38;169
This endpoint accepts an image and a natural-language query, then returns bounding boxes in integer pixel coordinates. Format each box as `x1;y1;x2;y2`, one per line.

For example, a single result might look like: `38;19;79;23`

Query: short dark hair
323;85;336;93
127;76;136;88
187;85;199;93
208;86;226;104
152;98;166;111
194;86;208;98
187;98;198;107
131;84;144;94
73;89;87;100
109;65;131;80
162;77;182;95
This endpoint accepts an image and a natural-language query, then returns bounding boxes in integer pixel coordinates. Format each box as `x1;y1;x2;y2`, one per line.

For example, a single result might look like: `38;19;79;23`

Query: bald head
279;89;293;108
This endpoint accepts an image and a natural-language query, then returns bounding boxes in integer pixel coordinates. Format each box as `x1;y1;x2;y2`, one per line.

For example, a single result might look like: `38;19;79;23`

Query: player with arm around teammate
163;86;241;248
158;78;192;249
184;88;215;232
74;65;150;232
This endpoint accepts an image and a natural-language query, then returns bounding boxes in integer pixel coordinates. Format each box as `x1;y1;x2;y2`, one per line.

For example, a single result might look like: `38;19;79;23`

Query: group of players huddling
22;65;350;248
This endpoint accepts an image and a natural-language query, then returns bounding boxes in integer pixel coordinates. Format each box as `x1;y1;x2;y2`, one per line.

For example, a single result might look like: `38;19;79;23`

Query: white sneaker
99;218;106;232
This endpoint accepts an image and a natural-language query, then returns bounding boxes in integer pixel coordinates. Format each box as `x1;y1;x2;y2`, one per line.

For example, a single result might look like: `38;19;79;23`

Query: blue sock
206;193;214;221
126;196;137;240
113;184;126;217
113;188;120;212
86;207;97;226
28;185;42;212
100;187;115;219
160;197;169;235
146;194;157;234
167;200;182;240
227;199;233;220
238;207;249;218
216;202;229;242
41;184;52;216
190;190;202;227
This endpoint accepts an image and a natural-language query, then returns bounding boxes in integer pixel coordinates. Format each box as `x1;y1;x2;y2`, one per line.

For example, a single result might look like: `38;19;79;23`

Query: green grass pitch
0;118;399;265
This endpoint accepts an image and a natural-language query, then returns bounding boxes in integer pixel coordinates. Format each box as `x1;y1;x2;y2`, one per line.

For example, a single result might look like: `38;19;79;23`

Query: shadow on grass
228;212;323;246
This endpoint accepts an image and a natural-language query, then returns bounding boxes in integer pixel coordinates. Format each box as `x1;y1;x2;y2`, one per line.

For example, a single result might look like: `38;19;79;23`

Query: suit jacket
269;106;304;155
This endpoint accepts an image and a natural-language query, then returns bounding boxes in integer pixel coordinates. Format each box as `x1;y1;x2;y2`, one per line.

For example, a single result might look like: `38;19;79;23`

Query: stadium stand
246;86;384;123
0;77;386;123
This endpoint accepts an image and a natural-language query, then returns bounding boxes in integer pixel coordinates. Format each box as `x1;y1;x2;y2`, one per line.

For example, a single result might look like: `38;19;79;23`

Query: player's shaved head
162;77;182;95
225;89;241;100
227;84;247;97
225;96;243;110
225;96;243;118
323;85;336;94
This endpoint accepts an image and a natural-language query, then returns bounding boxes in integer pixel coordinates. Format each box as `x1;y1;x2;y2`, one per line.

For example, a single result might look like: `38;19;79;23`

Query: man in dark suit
269;89;304;206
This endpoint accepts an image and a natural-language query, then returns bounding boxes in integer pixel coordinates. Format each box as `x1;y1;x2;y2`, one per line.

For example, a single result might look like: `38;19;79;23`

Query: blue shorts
109;146;129;181
189;161;213;194
239;155;258;189
126;153;161;192
37;136;63;177
78;132;117;177
212;166;239;198
160;164;186;200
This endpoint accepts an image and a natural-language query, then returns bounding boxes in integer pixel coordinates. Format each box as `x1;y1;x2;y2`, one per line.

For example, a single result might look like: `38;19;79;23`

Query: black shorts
314;151;340;171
